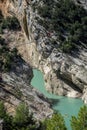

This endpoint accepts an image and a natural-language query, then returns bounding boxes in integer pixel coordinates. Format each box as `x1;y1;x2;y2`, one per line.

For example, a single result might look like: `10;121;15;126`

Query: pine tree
41;113;67;130
13;103;36;129
71;105;87;130
0;101;6;119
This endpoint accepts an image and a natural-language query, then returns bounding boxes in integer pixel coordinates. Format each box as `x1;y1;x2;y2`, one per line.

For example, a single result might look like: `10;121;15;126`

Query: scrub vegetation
0;10;21;72
71;105;87;130
0;10;21;33
34;0;87;53
0;36;19;72
0;101;87;130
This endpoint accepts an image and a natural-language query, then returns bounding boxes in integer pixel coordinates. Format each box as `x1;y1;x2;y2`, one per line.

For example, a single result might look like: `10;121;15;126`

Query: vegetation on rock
0;10;21;72
0;10;21;33
71;105;87;130
40;112;67;130
35;0;87;52
0;102;38;130
0;36;19;72
0;102;87;130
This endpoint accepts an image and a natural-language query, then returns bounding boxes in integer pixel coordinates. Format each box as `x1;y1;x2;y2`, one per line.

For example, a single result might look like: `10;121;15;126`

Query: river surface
31;69;84;130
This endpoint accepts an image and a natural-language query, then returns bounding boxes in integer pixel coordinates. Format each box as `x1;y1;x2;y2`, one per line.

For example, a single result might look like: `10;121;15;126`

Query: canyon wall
0;0;87;104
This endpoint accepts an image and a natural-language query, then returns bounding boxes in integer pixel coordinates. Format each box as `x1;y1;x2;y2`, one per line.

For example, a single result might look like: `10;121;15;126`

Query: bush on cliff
0;101;87;130
0;10;21;33
2;16;21;30
0;102;38;130
0;101;67;130
36;0;87;53
13;103;36;130
0;39;19;72
71;105;87;130
39;112;67;130
0;101;13;130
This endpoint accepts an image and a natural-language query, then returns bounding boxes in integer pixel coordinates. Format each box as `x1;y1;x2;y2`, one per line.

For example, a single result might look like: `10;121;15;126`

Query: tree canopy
71;105;87;130
40;113;67;130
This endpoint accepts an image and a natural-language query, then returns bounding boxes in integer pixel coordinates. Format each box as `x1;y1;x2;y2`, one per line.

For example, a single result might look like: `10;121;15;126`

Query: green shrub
13;103;37;130
0;26;3;34
0;101;13;130
0;36;5;45
71;105;87;130
0;42;19;72
60;40;75;53
2;16;21;30
37;0;87;52
41;112;67;130
0;101;7;119
0;10;20;31
0;102;39;130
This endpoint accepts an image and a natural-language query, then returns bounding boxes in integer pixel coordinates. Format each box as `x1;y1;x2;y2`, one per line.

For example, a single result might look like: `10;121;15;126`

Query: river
31;69;84;130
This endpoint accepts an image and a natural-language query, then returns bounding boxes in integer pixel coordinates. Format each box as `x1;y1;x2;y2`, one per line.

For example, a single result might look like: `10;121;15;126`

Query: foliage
0;101;13;130
0;101;87;130
14;103;31;124
0;101;7;119
0;11;3;33
71;105;87;130
1;16;21;30
40;113;67;130
12;103;38;130
0;102;39;130
0;10;3;22
0;10;20;33
0;37;19;72
36;0;87;53
0;101;67;130
0;10;21;72
0;36;5;45
3;115;13;130
60;40;76;53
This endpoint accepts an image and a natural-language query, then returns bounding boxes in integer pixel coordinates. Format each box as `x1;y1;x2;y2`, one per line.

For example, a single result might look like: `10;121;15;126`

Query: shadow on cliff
48;98;60;108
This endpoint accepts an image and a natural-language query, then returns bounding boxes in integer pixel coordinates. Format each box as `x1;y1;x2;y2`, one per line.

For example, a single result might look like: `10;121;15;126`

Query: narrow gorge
0;0;87;123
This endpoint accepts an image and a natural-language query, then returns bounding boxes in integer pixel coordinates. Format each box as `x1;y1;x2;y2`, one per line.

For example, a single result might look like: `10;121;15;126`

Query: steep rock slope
0;26;52;119
0;0;87;104
1;62;52;119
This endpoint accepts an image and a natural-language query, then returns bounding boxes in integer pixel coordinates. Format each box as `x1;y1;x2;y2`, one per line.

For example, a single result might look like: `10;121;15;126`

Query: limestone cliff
0;25;52;119
0;0;87;104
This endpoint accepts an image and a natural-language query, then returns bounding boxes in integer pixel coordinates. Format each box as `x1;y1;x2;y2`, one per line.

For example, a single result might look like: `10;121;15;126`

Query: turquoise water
31;69;84;130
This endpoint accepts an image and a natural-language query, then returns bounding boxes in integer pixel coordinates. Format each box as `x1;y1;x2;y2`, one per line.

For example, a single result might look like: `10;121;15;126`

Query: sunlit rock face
0;0;87;104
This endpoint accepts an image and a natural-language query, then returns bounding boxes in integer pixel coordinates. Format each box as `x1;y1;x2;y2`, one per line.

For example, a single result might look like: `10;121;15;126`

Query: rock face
1;63;52;119
0;28;53;119
0;0;87;104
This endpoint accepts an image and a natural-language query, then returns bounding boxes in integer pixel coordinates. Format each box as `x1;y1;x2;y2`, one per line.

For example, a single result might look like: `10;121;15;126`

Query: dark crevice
0;83;22;100
57;72;82;93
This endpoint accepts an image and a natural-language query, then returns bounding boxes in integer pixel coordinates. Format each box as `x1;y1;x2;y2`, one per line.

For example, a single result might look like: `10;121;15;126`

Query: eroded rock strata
0;28;53;119
0;0;87;110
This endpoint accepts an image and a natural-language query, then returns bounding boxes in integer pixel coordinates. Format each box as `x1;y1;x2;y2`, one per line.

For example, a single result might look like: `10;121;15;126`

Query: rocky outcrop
0;0;87;104
0;29;53;119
